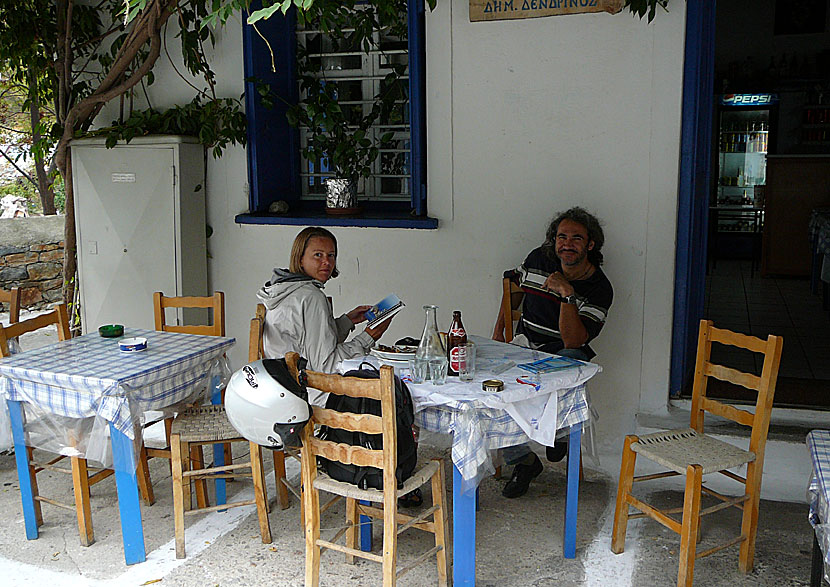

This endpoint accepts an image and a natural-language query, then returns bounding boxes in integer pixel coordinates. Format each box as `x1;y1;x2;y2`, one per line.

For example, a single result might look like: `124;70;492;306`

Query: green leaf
247;3;284;24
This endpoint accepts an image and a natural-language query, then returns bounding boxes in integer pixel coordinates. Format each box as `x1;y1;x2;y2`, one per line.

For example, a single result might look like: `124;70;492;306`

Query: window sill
235;210;438;229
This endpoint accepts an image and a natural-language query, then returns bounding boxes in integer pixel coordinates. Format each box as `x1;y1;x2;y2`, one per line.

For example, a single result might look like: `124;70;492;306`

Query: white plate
370;347;416;362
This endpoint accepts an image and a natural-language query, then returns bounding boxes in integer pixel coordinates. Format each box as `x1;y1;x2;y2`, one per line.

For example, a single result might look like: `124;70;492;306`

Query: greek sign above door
470;0;622;22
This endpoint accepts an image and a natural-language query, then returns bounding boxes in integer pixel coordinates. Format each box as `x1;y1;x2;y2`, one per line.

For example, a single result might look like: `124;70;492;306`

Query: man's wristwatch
564;294;580;306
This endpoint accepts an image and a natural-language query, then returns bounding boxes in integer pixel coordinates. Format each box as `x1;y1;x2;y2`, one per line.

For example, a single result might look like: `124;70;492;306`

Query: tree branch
0;147;36;186
56;1;175;173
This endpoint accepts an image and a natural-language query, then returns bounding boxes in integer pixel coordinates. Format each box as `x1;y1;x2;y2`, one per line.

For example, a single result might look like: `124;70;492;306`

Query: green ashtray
98;324;124;338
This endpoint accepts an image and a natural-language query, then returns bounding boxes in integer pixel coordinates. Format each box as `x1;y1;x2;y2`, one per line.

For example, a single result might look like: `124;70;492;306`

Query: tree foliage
0;0;250;317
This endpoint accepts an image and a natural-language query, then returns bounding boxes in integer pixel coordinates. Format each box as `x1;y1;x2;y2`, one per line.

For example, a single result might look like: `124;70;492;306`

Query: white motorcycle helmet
225;358;310;448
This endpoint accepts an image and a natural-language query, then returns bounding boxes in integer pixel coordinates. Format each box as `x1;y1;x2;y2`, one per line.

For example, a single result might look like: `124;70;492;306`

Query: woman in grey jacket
256;227;392;406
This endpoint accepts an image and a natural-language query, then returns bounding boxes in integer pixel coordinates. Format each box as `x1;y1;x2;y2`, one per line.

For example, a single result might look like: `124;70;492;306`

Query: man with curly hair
492;206;613;498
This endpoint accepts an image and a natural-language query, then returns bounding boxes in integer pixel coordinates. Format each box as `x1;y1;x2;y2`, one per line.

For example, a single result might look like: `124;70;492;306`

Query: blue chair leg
563;423;582;559
210;375;227;508
7;400;38;540
110;423;147;565
454;464;477;585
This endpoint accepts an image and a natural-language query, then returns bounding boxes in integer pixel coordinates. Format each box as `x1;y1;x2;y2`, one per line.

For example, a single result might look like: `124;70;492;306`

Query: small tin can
482;379;504;392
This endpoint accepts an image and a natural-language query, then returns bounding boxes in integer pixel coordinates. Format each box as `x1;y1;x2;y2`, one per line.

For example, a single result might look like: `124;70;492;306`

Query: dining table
807;429;830;586
346;335;601;586
0;327;234;565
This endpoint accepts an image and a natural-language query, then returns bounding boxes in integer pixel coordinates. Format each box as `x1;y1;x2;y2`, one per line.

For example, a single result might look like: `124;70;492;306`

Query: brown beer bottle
446;310;467;376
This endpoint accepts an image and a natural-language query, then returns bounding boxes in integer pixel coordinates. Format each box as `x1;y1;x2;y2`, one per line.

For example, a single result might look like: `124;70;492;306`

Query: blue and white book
516;355;583;374
365;294;405;329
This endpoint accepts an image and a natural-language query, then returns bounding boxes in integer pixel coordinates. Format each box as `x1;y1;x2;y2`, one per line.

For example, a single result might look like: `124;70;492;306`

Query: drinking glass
458;341;476;382
410;358;428;384
429;357;448;385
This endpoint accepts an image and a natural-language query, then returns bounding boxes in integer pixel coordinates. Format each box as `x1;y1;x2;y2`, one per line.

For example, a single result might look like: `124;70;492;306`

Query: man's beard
557;248;587;267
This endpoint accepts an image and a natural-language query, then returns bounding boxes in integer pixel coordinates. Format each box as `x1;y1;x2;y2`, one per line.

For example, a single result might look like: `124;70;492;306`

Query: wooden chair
0;286;21;324
288;352;449;587
501;276;524;343
0;304;129;546
611;319;784;586
249;303;300;510
138;291;226;507
170;402;272;558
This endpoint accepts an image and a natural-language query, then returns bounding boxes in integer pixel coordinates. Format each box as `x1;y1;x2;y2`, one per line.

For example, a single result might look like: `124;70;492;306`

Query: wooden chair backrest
153;292;225;337
501;277;524;343
286;352;397;493
0;287;21;324
690;319;783;459
0;303;71;357
248;303;266;362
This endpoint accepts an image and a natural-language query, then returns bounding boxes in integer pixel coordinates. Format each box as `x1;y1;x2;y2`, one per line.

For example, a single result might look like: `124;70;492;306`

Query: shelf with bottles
715;188;761;207
713;207;765;234
800;127;830;144
803;105;830;125
717;174;765;188
718;148;768;157
719;122;769;153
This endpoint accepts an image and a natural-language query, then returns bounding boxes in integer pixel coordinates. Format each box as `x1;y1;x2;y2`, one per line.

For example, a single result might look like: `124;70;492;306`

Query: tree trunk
60;153;77;328
29;77;57;215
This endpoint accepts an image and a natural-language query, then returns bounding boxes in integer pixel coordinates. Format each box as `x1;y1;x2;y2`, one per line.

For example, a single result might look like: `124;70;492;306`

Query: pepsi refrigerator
710;93;779;266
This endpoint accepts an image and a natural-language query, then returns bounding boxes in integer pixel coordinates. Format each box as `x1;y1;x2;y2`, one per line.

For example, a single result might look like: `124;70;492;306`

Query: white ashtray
119;337;148;352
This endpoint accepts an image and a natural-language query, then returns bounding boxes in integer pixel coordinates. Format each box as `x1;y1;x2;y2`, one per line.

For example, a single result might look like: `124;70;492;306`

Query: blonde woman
257;227;391;406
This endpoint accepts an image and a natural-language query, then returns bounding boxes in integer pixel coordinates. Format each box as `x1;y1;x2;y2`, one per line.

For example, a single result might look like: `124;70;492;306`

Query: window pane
296;6;411;202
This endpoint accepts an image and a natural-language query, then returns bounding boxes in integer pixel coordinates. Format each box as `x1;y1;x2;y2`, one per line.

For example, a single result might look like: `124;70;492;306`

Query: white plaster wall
98;2;688;470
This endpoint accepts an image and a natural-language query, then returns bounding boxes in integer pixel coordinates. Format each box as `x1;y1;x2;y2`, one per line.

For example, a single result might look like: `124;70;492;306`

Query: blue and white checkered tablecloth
415;384;590;493
406;336;595;494
0;328;234;458
809;209;830;257
807;430;830;575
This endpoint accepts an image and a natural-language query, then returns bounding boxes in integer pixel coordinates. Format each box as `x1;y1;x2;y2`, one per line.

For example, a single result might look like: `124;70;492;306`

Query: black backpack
318;363;417;490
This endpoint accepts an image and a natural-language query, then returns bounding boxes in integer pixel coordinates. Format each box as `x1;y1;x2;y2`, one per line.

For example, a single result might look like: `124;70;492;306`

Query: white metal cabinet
72;136;207;332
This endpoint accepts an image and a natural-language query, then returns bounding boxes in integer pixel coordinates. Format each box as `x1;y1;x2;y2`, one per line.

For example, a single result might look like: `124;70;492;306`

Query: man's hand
346;305;372;325
365;315;393;341
543;272;575;298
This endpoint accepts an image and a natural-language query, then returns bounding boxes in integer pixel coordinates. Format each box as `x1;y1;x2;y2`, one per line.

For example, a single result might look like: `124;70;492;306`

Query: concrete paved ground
0;310;819;585
0;443;817;586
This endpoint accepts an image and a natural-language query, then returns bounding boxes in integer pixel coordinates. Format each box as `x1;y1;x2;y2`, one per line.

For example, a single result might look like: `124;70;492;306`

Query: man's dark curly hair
542;207;605;266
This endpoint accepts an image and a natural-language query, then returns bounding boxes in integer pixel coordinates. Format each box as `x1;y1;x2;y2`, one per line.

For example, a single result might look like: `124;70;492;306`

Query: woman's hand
365;316;393;341
346;305;373;325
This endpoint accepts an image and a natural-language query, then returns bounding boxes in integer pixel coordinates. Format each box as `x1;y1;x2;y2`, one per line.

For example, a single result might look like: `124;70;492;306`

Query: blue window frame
236;0;435;228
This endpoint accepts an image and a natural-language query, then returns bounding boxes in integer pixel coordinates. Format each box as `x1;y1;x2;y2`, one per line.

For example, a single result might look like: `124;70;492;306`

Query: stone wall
0;216;65;310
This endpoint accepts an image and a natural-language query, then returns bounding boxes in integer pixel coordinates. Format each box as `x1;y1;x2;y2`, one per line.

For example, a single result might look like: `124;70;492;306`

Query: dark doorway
686;0;830;408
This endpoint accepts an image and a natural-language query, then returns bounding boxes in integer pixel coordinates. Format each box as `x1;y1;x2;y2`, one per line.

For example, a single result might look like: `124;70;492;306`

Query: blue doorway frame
670;1;716;396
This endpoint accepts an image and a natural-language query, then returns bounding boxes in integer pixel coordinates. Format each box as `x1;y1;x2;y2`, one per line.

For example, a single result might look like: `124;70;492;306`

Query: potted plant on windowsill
284;0;408;214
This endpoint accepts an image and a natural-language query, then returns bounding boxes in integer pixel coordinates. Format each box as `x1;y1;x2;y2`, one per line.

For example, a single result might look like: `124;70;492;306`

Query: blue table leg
210;375;226;507
454;464;477;585
109;423;146;565
563;423;582;559
359;500;373;551
7;400;38;540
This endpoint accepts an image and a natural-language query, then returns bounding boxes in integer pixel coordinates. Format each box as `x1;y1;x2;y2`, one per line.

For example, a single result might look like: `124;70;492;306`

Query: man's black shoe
546;440;568;463
502;454;543;498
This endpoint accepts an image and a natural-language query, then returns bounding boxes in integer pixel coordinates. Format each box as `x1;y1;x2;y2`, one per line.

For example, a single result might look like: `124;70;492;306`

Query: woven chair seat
313;460;440;502
632;428;755;475
171;405;242;443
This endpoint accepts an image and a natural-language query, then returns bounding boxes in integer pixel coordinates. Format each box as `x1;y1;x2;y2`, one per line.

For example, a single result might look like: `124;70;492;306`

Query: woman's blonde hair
289;227;339;278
